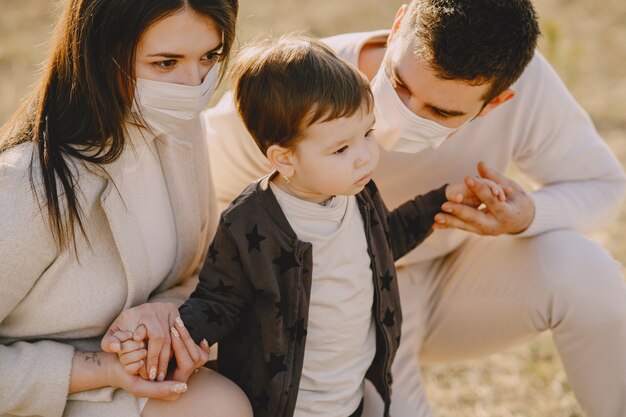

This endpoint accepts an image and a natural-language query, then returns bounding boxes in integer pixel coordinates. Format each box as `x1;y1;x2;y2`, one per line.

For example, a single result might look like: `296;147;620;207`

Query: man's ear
388;4;408;44
477;88;516;117
266;144;295;179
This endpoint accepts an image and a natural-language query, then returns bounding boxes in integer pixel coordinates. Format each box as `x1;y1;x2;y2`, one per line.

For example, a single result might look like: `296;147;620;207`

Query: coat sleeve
0;150;75;417
384;184;448;261
179;217;254;346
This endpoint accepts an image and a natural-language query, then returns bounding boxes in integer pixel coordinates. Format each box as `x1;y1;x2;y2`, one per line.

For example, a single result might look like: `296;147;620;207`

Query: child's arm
379;177;505;261
179;218;255;348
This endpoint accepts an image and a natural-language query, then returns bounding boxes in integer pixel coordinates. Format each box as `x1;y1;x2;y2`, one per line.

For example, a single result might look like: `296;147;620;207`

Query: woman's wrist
69;351;119;394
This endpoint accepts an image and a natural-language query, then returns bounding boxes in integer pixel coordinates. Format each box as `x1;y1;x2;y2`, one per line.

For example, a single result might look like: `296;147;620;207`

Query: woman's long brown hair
0;0;238;251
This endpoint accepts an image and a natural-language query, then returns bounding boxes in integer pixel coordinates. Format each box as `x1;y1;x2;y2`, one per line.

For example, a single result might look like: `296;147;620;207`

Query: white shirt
270;183;376;417
119;138;176;291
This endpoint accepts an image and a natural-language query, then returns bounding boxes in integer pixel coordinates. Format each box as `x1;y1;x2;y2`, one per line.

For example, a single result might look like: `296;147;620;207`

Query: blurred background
1;0;624;415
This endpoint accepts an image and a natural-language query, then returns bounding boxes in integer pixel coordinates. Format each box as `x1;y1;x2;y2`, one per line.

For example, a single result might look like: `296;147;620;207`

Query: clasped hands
440;162;535;235
100;302;209;401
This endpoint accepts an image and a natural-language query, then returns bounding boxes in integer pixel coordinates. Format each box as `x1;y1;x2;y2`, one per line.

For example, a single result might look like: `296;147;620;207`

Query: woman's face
135;8;223;86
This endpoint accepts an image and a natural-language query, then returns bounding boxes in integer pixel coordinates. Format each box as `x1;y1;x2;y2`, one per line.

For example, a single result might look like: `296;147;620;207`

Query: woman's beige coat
0;121;218;417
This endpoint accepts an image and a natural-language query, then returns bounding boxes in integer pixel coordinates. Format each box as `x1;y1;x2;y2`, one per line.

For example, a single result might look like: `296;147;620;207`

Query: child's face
287;104;379;203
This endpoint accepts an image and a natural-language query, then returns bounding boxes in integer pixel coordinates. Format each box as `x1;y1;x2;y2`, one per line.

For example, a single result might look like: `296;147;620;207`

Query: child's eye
365;128;375;138
334;146;348;155
152;60;177;71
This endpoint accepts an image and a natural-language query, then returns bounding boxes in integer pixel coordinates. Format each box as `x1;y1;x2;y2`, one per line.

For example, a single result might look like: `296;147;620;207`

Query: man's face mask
370;62;476;154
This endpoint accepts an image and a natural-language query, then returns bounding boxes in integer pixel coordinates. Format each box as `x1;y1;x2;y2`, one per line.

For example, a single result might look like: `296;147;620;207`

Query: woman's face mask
132;63;219;136
370;63;471;154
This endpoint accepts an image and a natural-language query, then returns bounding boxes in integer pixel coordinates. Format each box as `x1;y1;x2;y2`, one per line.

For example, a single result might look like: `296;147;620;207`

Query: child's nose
354;145;372;168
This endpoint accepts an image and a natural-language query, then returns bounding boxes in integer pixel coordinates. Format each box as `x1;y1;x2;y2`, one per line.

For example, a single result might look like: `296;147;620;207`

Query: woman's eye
334;146;348;155
203;52;222;64
152;60;176;70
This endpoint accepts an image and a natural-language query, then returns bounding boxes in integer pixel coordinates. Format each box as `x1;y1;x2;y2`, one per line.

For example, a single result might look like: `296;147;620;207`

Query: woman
0;0;251;416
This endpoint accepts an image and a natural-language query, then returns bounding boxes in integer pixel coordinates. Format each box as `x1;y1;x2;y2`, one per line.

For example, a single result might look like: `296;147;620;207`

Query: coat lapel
153;129;202;289
86;124;203;307
97;146;151;308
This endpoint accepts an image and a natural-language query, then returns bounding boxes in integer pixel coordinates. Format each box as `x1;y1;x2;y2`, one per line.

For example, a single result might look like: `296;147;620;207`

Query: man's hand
434;162;535;235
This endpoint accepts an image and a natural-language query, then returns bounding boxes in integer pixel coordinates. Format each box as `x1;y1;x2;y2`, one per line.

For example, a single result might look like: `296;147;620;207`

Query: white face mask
370;64;465;154
132;63;220;135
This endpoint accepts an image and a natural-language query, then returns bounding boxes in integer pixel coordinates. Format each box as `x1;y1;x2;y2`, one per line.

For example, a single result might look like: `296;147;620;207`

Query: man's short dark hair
401;0;541;102
231;34;373;154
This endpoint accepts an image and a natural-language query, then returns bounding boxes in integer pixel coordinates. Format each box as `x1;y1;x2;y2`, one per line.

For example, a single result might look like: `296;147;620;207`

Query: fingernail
173;383;188;394
110;342;120;352
149;366;157;380
201;338;209;348
171;327;180;339
158;372;165;382
442;204;453;213
175;317;185;328
436;216;446;224
467;177;476;187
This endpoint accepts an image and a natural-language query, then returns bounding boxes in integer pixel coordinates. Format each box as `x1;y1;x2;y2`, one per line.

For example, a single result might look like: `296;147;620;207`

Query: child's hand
445;177;507;208
109;330;150;378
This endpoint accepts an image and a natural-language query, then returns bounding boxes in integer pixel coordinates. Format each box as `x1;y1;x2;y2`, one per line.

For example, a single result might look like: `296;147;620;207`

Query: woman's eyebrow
147;43;224;59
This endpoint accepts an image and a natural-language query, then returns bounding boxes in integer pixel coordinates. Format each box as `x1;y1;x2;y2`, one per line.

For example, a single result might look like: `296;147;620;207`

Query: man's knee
529;230;625;330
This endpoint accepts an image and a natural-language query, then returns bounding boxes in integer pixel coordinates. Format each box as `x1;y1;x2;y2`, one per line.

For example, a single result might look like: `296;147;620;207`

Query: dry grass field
1;1;624;416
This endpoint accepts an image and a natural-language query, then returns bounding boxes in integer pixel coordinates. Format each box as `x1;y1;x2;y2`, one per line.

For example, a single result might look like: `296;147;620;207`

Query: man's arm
435;53;626;236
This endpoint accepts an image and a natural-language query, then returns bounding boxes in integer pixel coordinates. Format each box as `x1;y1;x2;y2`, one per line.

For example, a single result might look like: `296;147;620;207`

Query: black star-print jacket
180;175;447;417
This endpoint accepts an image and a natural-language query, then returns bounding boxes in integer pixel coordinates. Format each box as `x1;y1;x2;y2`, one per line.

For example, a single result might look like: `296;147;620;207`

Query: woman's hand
107;316;211;384
168;317;211;383
101;302;180;382
104;352;190;401
69;351;187;401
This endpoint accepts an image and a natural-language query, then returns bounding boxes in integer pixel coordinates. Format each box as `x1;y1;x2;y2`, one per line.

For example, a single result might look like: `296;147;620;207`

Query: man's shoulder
322;30;389;65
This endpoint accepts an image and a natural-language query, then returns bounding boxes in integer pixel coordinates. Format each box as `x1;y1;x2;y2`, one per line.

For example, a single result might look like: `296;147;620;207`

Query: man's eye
334;146;348;155
433;109;452;119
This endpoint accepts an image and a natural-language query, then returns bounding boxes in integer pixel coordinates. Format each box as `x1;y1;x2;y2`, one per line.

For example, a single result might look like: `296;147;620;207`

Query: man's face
384;35;490;129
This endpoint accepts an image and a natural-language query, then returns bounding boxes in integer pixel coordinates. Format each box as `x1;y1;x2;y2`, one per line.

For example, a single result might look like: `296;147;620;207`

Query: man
203;1;626;416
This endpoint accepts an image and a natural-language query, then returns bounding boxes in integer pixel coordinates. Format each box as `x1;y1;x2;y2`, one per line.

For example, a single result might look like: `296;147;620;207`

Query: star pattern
370;214;380;229
265;353;287;380
382;308;396;327
246;224;267;253
275;301;284;318
215;279;234;294
273;248;299;274
379;270;393;291
288;319;307;345
231;252;242;264
182;180;413;415
207;243;219;264
202;307;223;326
404;213;425;237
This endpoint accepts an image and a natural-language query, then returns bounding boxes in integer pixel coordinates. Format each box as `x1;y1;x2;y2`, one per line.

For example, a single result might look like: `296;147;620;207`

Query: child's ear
266;144;295;179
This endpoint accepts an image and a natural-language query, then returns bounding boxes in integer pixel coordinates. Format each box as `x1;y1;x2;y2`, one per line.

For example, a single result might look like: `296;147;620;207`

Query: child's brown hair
230;33;373;154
